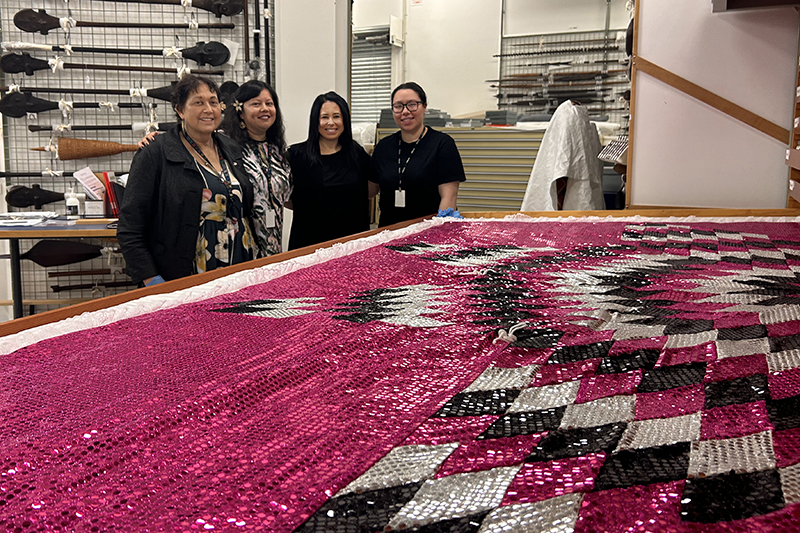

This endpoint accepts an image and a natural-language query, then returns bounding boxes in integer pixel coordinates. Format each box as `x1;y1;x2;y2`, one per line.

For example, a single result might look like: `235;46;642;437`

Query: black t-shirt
372;127;466;227
287;143;375;250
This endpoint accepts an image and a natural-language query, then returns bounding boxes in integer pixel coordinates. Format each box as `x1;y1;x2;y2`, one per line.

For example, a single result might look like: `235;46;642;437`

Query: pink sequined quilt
3;217;800;532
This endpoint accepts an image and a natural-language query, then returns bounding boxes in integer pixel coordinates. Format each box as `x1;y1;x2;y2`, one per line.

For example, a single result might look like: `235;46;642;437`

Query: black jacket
118;126;255;284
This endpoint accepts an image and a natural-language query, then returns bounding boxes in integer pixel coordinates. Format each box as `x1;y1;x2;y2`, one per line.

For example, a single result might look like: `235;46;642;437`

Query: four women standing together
119;75;465;285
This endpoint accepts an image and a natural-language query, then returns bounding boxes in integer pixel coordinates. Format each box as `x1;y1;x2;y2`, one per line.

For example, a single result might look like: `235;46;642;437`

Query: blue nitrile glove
145;275;165;287
436;208;464;219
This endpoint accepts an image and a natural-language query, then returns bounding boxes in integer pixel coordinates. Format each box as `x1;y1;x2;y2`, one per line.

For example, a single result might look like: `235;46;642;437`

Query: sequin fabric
4;218;800;531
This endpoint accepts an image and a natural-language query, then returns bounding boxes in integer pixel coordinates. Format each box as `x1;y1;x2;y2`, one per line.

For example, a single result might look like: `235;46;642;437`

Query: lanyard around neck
182;127;232;190
397;126;427;190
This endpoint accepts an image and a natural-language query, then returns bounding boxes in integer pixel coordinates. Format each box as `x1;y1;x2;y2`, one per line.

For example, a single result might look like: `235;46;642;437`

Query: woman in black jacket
118;75;256;286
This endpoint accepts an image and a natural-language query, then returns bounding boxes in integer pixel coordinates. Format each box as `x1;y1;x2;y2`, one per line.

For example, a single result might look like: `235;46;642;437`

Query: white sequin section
508;381;581;413
229;297;323;318
612;324;667;340
559;395;636;430
663;331;718;349
336;443;458;496
477;493;583;533
715;338;770;359
767;350;800;372
463;365;540;393
779;462;800;505
386;465;522;529
615;413;702;451
688;431;776;478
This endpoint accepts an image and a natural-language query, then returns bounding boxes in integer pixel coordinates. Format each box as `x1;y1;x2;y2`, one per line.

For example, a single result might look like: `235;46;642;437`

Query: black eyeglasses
392;101;422;113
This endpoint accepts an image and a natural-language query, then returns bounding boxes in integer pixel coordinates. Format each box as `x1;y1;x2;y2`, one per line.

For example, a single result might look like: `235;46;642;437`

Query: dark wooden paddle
14;9;236;35
98;0;243;17
0;52;225;76
21;240;103;267
4;41;230;67
0;92;149;118
28;122;177;133
0;84;175;102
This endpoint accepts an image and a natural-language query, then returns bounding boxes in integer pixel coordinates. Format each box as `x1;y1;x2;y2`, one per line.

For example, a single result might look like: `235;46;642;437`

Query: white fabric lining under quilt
3;214;800;356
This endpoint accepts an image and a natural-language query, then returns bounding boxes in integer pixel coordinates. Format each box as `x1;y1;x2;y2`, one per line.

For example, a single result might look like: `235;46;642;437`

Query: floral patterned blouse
241;140;293;257
194;163;256;274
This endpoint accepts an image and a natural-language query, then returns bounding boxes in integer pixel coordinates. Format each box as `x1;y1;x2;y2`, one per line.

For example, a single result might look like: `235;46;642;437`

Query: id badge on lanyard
265;209;277;228
394;189;406;208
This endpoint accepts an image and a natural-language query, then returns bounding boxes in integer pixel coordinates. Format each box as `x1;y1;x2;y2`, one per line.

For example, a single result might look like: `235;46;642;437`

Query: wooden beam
633;56;790;144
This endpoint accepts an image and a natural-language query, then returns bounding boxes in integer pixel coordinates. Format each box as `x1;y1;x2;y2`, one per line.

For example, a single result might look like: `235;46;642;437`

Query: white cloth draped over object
520;100;605;211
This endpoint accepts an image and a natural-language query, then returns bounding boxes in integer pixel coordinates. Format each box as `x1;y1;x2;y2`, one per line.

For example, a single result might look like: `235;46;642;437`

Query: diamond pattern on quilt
527;423;627;461
337;443;459;496
716;338;770;359
385;466;521;530
616;413;702;451
687;430;776;478
681;469;785;523
594;442;690;491
479;408;566;440
638;363;707;393
435;390;522;418
558;395;636;430
779;462;800;505
330;285;454;327
437;434;543;478
476;493;582;533
213;297;323;318
463;366;540;393
635;384;705;420
296;482;423;532
507;381;580;413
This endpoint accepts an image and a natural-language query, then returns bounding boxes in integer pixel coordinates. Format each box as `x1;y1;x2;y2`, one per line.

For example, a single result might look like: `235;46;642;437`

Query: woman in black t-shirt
286;92;377;250
371;82;466;227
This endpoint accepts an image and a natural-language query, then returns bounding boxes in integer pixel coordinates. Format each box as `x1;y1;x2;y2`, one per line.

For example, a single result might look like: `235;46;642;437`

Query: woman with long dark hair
286;91;376;250
219;80;292;257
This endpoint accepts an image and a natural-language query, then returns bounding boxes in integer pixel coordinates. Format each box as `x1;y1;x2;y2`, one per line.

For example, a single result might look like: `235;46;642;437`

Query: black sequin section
547;341;614;364
478;408;567;440
704;374;770;409
638;363;707;393
295;482;423;533
769;334;800;353
594;443;690;491
681;470;785;523
434;390;521;418
716;325;768;341
767;395;800;431
526;423;627;461
596;349;660;375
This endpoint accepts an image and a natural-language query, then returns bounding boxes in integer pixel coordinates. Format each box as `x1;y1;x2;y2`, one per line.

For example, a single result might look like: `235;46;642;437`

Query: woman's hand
138;131;161;149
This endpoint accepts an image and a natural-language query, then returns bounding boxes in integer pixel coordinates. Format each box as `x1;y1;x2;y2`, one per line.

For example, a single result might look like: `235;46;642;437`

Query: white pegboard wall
0;0;263;316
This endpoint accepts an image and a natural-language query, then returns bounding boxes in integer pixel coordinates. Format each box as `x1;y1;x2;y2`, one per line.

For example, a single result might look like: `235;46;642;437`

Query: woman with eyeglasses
371;82;466;227
119;75;257;286
286;91;377;250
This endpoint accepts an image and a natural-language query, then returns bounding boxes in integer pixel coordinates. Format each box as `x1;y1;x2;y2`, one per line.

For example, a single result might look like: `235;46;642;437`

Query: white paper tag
73;166;106;201
394;189;406;208
265;209;276;228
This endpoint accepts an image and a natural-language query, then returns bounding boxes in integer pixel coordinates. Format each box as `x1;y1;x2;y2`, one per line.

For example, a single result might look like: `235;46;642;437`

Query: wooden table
0;221;117;319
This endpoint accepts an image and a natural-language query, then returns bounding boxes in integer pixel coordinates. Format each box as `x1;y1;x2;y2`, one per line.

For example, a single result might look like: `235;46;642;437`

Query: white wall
275;0;351;146
631;0;798;208
505;0;630;36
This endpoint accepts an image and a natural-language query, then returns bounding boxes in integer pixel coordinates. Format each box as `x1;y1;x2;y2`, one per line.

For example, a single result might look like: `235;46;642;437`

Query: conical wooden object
31;137;139;160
